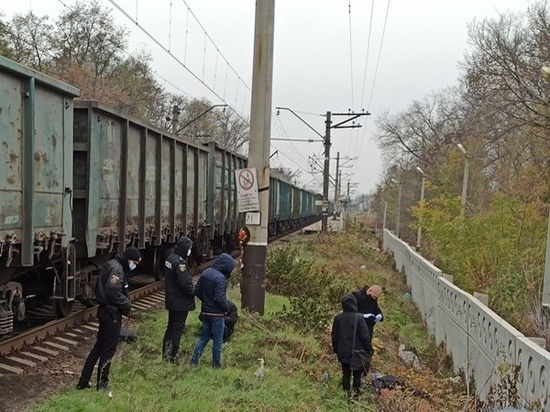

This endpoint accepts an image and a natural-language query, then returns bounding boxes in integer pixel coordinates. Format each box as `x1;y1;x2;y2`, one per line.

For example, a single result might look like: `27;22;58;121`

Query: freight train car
0;56;80;331
72;100;217;294
0;56;323;334
268;178;322;235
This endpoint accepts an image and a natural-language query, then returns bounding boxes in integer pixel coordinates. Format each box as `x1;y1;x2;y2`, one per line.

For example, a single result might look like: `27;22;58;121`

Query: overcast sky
3;0;530;197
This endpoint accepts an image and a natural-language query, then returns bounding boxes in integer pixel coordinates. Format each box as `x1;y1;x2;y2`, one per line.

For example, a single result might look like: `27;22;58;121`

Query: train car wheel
154;246;172;281
54;299;74;318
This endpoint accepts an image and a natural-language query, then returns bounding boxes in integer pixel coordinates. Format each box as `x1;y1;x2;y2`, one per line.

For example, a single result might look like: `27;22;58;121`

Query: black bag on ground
119;329;138;343
350;349;372;372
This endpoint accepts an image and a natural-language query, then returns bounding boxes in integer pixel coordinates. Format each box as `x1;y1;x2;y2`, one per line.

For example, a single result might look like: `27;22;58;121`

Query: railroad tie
7;356;37;368
54;336;78;346
132;302;149;311
32;346;59;357
0;362;24;374
43;341;70;352
19;351;48;363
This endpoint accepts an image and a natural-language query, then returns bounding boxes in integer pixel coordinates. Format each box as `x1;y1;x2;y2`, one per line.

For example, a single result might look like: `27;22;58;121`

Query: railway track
0;248;234;374
0;224;319;375
0;280;164;374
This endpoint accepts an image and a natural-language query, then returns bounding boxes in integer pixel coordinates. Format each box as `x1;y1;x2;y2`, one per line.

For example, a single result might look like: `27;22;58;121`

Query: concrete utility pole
333;152;340;217
241;0;275;315
321;111;332;233
321;110;369;232
346;181;350;211
171;105;179;134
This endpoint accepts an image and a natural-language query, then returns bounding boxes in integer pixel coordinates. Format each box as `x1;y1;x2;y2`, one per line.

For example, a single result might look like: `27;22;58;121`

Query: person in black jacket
76;247;141;392
191;253;236;368
199;299;238;343
332;294;374;398
223;300;238;343
352;284;383;341
162;236;195;363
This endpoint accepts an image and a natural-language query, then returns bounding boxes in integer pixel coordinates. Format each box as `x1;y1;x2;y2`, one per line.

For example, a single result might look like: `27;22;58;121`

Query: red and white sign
235;168;260;212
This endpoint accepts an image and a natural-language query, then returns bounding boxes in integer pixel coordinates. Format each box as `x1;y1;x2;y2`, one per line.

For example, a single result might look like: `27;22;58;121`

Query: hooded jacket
194;253;236;315
331;294;373;364
96;251;132;316
164;236;195;312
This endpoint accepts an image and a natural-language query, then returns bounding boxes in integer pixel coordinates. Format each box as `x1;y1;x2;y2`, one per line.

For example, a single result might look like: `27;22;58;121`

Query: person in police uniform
76;246;141;392
162;236;195;363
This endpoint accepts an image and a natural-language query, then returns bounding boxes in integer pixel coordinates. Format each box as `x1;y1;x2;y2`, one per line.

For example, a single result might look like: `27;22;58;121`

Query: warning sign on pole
235;168;260;212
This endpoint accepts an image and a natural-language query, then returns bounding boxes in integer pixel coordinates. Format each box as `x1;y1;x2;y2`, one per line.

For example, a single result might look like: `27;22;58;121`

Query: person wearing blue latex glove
352;284;384;342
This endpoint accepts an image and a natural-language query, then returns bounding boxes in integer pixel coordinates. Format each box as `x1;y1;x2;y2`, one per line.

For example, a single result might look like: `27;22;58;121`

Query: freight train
0;56;329;335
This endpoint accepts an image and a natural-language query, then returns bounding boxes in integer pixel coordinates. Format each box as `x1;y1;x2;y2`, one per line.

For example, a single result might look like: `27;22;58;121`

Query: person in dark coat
77;247;141;392
223;299;238;343
162;236;195;363
199;299;238;343
331;294;374;398
352;284;383;341
190;253;236;368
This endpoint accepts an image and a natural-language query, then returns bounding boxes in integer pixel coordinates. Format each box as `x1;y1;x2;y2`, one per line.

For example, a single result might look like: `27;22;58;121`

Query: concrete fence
383;229;549;410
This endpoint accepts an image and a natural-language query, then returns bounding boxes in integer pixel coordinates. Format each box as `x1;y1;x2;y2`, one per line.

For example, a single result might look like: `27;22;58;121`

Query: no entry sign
235;168;260;212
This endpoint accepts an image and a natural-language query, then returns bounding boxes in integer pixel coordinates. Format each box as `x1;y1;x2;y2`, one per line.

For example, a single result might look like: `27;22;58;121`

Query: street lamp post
540;66;550;307
382;200;388;230
415;167;426;251
457;143;470;219
391;178;402;237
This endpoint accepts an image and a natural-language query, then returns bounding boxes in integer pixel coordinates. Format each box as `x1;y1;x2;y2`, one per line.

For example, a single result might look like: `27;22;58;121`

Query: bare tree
6;12;52;71
375;88;467;168
51;0;128;78
213;109;249;153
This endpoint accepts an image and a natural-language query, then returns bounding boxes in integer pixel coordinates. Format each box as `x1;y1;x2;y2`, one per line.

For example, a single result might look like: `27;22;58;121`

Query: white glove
375;314;383;322
363;313;374;319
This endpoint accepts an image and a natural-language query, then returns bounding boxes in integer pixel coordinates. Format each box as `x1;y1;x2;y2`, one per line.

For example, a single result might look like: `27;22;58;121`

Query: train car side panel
0;71;24;260
160;134;172;244
187;147;196;233
0;57;78;271
126;123;142;247
174;142;185;237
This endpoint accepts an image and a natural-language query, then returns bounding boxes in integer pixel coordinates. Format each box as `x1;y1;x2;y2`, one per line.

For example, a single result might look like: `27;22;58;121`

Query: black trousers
79;305;122;389
341;362;362;396
162;310;189;361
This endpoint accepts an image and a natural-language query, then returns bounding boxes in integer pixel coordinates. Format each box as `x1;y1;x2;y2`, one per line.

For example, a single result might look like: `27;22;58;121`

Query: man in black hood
332;294;373;399
191;253;236;368
162;236;195;363
77;246;141;393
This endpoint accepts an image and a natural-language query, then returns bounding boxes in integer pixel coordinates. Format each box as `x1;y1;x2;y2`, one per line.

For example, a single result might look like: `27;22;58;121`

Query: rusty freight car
0;56;324;335
0;56;80;328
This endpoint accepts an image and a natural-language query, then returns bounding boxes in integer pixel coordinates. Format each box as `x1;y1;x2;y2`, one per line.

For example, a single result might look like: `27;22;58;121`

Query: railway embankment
4;217;480;412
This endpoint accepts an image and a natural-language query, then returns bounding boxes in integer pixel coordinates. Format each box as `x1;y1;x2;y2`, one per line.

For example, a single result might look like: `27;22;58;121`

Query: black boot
76;381;92;390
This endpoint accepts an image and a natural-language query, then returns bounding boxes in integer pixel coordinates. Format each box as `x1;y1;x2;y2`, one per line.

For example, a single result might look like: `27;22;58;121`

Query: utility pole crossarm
275;107;324;139
178;104;228;133
331;112;370;129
